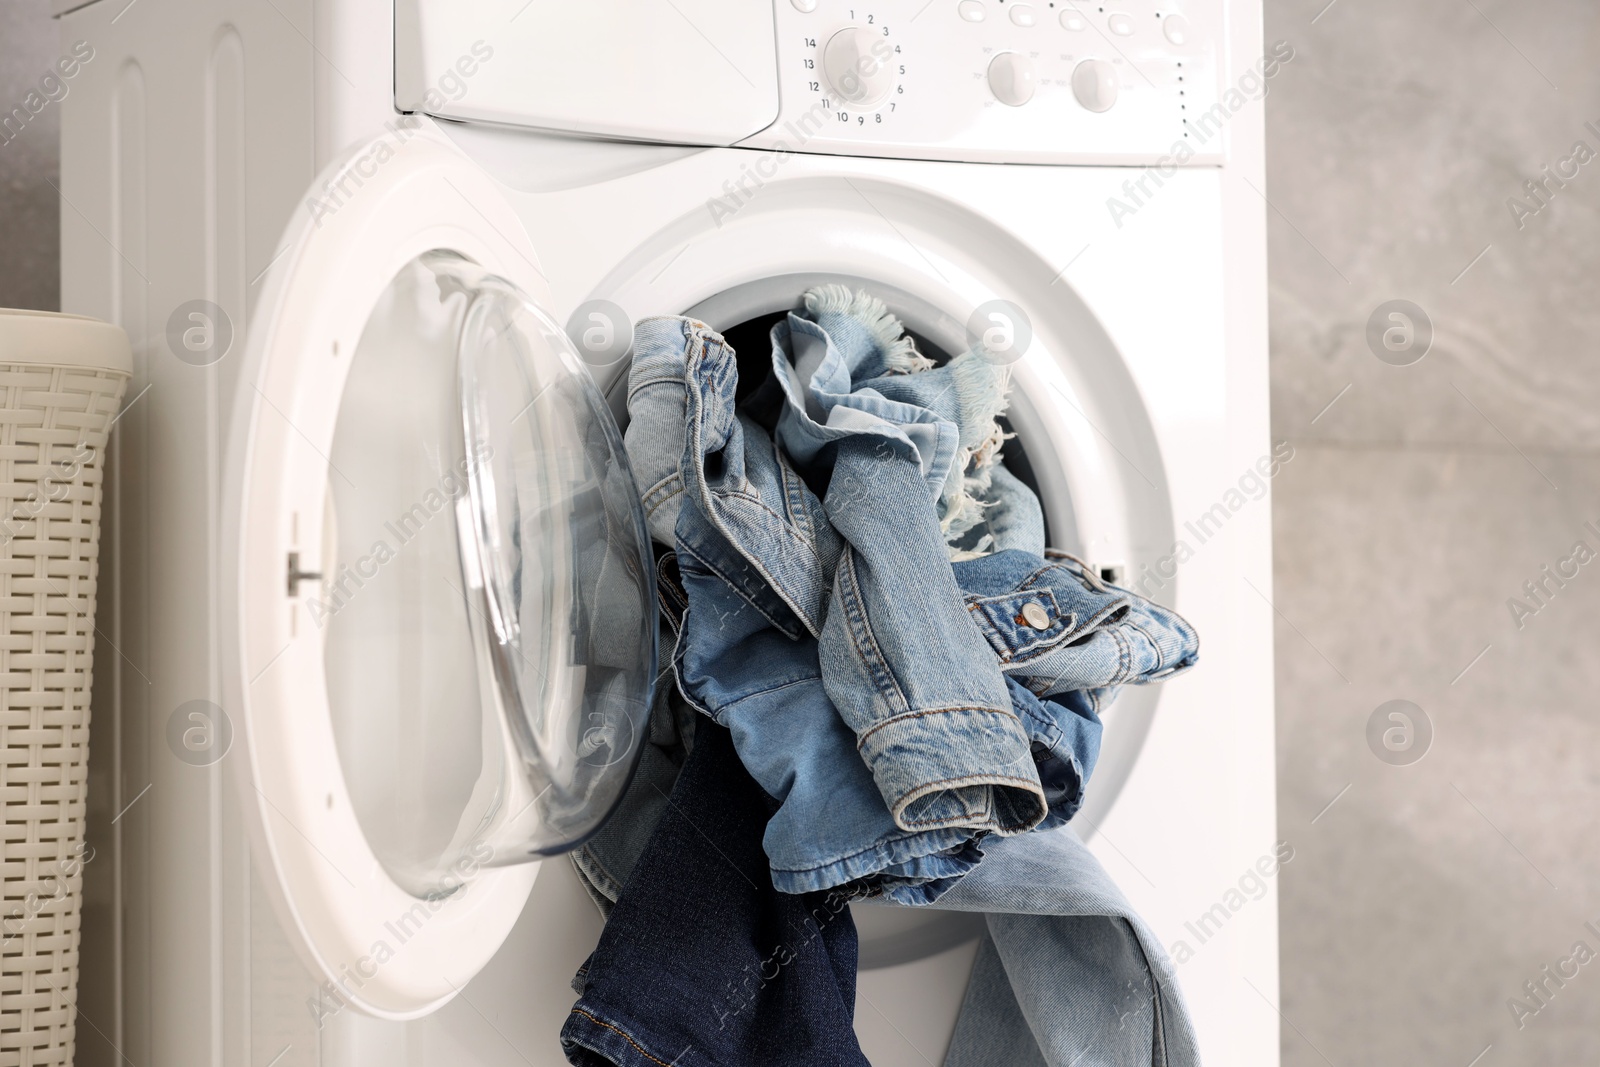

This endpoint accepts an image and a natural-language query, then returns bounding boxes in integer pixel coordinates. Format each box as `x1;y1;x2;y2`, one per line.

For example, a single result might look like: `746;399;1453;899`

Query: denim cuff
563;1006;677;1067
767;821;986;903
856;705;1046;834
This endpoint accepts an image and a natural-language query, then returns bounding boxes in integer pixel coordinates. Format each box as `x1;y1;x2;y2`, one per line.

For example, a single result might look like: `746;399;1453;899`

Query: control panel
740;0;1233;165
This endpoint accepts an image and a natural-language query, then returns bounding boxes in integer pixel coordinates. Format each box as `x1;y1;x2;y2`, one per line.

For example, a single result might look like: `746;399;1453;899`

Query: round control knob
824;27;896;108
1071;58;1119;113
987;52;1037;107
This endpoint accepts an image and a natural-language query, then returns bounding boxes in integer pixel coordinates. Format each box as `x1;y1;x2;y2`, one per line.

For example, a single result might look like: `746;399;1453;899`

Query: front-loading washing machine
63;1;1279;1064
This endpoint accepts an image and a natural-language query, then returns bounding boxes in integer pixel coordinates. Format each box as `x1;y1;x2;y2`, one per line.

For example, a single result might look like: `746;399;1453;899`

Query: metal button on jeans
1021;602;1051;629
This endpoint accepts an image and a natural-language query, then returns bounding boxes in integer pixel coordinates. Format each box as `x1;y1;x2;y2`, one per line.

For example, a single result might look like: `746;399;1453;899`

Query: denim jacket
635;316;1025;899
623;306;1198;900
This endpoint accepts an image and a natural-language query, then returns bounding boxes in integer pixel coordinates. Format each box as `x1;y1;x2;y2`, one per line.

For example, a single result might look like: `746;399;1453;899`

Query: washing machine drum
319;250;656;898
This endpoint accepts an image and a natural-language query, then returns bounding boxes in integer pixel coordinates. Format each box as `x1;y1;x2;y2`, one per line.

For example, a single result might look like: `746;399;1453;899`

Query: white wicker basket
0;311;130;1067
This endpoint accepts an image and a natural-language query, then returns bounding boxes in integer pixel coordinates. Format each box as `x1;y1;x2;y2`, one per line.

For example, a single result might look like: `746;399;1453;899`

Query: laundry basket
0;310;130;1067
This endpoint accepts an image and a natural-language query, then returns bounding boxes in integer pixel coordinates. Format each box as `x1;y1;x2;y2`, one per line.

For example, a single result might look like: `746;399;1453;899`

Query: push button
1071;57;1119;112
1162;13;1191;44
791;0;818;11
958;0;986;21
1009;3;1037;26
1060;11;1087;30
1108;12;1136;35
987;51;1038;105
1020;602;1051;629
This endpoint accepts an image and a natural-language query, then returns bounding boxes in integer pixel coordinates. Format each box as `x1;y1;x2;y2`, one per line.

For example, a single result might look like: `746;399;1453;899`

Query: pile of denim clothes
560;287;1203;1067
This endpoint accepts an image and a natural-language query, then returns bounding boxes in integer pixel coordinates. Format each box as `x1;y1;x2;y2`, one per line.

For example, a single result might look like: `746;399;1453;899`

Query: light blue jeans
625;284;1048;559
931;825;1200;1067
621;308;1197;900
770;283;1038;552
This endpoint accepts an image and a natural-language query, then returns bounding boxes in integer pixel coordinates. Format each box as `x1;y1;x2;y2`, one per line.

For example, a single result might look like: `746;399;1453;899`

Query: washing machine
63;0;1279;1064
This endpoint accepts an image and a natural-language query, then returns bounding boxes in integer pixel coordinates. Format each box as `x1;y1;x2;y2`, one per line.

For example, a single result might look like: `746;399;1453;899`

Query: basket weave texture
0;364;127;1067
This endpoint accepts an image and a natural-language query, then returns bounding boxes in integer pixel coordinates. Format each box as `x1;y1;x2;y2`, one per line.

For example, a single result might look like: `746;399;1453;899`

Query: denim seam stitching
574;848;623;902
858;703;1021;745
992;632;1085;669
695;674;821;716
566;1009;674;1067
960;598;1075;662
625;375;685;404
766;824;977;877
1111;626;1134;683
678;372;824;633
640;474;683;516
964;589;1067;662
1123;617;1166;672
684;414;827;632
963;587;1062;613
1014;561;1130;615
713;485;764;507
667;653;716;721
836;546;911;715
777;445;816;545
1019;697;1064;748
1015;601;1131;665
1152;975;1170;1066
676;540;803;640
895;773;1044;829
1038;548;1102;584
966;600;1021;665
679;332;832;636
1017;561;1065;590
718;493;830;573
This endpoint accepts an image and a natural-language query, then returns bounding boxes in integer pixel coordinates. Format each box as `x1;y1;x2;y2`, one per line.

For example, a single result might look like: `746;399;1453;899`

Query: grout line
1268;438;1600;461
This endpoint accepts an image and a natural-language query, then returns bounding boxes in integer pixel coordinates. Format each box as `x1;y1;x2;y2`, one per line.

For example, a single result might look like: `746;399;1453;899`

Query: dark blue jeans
561;719;869;1067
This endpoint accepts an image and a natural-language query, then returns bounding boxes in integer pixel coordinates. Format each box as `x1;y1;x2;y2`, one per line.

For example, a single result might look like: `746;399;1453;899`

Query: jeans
771;284;1030;551
575;289;1203;1063
624;284;1050;561
625;309;1197;900
569;761;1199;1065
561;720;868;1067
664;315;1044;899
932;826;1201;1067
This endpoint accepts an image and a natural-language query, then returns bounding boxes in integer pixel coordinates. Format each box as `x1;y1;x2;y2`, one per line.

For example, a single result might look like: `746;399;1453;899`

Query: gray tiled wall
1267;0;1600;1063
1267;0;1600;452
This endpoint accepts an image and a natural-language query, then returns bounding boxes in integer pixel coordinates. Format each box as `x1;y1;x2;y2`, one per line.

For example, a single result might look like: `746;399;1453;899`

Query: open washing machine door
220;126;656;1019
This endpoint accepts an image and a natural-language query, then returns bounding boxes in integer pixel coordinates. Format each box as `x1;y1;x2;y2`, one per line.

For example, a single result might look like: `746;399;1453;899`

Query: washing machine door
221;126;655;1019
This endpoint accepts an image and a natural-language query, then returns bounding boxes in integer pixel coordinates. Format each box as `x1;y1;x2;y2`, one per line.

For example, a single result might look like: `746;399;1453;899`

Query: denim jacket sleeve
819;434;1046;836
954;549;1200;698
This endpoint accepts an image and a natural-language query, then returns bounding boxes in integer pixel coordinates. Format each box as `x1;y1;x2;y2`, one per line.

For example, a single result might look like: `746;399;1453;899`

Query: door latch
286;551;322;596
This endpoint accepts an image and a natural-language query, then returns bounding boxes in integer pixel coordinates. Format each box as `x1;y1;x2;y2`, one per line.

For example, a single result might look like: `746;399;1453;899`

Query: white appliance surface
394;1;782;145
65;1;1277;1065
397;0;1229;164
